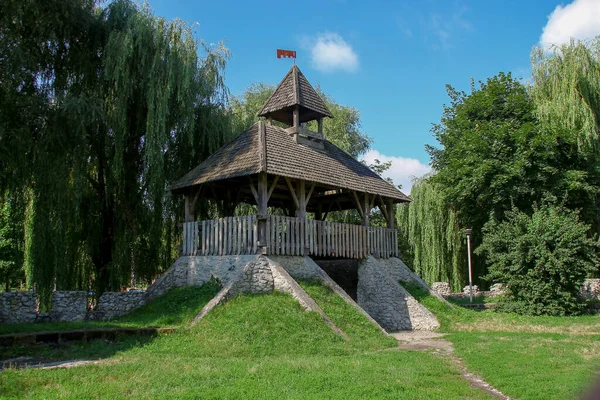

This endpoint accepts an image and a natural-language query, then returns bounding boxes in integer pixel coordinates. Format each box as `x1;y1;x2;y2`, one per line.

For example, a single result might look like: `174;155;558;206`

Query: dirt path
391;331;510;400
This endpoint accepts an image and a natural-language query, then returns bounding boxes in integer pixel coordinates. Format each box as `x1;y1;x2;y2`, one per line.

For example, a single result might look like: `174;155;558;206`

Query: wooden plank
313;220;317;255
247;216;252;254
183;223;188;255
193;222;199;256
241;217;246;255
285;217;290;256
300;217;305;255
291;218;296;255
326;221;331;256
224;218;229;255
253;216;258;254
334;223;338;257
287;218;292;255
266;217;270;255
353;225;357;258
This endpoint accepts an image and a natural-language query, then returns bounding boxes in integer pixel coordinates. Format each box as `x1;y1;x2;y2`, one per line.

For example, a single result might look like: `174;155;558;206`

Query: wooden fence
182;215;398;259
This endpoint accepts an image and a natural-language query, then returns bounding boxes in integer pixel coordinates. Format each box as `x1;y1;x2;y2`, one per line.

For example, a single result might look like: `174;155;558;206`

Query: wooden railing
182;215;398;259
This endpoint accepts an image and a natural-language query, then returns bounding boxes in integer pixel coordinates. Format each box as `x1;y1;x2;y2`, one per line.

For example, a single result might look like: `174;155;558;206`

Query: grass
445;295;497;305
4;279;600;399
0;283;221;335
298;280;397;350
1;287;488;399
403;282;600;400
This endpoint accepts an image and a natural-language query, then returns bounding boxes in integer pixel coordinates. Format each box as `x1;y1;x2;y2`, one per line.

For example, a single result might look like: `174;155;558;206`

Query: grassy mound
299;280;397;350
1;291;488;399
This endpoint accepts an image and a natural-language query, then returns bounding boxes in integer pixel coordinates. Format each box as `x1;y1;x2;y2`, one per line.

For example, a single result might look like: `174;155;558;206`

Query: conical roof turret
258;65;333;125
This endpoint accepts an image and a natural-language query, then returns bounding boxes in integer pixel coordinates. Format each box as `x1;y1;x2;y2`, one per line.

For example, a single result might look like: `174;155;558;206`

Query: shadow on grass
0;283;222;366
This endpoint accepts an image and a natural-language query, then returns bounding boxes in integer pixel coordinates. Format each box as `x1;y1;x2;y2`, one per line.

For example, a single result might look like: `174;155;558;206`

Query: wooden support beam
284;177;300;208
377;195;390;224
351;191;365;220
267;176;279;201
248;177;259;203
305;182;316;204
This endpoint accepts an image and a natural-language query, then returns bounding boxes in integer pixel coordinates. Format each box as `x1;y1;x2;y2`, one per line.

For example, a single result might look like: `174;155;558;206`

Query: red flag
277;49;296;59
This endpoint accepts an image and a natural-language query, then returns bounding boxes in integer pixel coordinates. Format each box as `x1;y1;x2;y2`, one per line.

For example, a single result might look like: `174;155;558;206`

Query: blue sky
151;0;600;191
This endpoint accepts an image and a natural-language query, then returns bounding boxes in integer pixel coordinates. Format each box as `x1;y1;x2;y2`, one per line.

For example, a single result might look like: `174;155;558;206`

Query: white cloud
540;0;600;48
310;33;359;72
361;149;431;194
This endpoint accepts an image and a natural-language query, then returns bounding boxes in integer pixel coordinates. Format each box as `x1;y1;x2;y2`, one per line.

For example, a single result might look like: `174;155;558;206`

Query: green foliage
397;177;466;290
0;191;24;291
229;83;372;158
0;0;231;295
477;204;598;315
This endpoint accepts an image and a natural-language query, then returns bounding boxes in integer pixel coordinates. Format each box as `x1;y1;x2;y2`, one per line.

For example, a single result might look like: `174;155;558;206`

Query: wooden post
257;173;268;254
293;105;300;129
386;198;395;229
317;118;323;134
296;180;306;219
184;194;195;222
362;193;370;227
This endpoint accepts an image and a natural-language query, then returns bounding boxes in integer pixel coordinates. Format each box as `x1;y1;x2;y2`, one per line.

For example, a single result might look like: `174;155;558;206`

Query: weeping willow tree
531;37;600;238
0;0;231;302
532;38;600;151
397;176;466;290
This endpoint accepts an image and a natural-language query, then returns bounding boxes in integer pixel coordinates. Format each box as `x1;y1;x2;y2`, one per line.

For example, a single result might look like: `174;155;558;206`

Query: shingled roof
171;122;410;202
258;65;333;125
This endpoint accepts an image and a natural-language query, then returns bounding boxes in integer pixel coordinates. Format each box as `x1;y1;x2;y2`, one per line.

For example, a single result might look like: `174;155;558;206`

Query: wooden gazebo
171;65;410;258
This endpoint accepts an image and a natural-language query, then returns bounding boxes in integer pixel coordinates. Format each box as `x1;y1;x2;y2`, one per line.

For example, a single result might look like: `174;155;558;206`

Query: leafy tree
0;0;230;300
0;191;24;291
427;73;539;239
531;38;600;238
477;203;598;315
229;83;372;158
397;176;466;290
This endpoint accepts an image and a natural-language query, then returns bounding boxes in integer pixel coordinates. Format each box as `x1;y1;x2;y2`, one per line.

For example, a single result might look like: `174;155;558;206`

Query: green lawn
1;288;487;399
405;283;600;400
3;281;600;399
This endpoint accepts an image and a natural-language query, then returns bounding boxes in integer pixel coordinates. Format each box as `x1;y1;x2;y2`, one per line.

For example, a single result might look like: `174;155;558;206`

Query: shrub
476;204;598;315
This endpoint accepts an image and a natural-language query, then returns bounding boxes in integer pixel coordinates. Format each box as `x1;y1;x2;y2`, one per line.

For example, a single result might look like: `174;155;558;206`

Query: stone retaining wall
357;256;439;331
0;292;37;324
96;292;147;320
51;291;87;322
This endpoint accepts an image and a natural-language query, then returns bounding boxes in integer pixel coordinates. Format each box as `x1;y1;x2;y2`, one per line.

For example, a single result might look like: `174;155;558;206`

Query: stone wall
96;292;147;320
357;256;439;331
51;291;88;322
431;282;451;296
0;292;37;324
